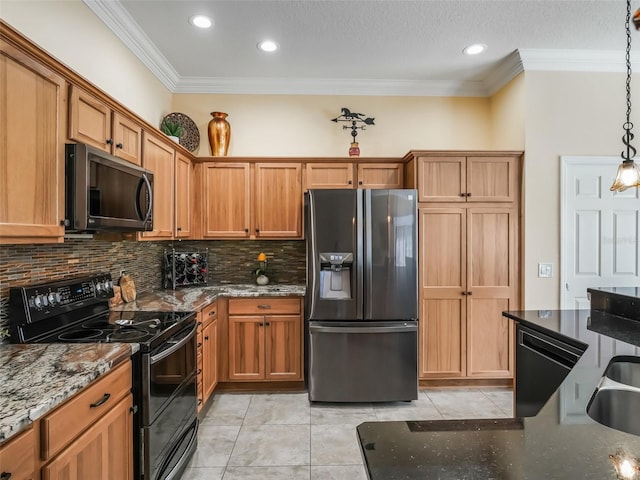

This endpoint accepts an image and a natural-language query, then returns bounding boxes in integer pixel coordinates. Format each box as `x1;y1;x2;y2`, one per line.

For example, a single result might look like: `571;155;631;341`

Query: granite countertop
358;309;640;479
110;283;306;312
0;343;137;444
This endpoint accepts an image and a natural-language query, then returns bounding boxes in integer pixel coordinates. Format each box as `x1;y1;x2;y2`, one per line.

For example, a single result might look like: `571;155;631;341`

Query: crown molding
518;49;640;72
82;0;179;91
173;76;489;97
484;51;524;96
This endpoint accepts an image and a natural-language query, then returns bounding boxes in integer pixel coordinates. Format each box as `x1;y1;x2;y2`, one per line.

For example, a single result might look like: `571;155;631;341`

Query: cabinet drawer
41;360;132;459
228;297;300;315
201;301;218;327
0;426;35;480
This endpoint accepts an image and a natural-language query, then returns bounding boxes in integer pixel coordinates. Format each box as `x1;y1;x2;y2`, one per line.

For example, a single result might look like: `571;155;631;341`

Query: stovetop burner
58;329;104;341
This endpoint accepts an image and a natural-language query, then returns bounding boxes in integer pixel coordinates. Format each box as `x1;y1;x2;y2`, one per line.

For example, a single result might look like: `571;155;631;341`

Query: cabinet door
68;85;112;152
112;112;142;165
466;156;518;203
140;133;175;239
419;207;467;378
417;157;466;202
466;208;517;378
174;152;192;238
254;163;302;238
203;163;251;238
42;395;133;480
305;163;354;189
203;318;218;400
357;163;403;189
228;315;264;380
0;39;66;243
0;427;35;480
265;314;302;380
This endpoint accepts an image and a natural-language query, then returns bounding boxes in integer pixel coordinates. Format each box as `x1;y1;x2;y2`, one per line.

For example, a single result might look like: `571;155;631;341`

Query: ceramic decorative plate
160;112;200;152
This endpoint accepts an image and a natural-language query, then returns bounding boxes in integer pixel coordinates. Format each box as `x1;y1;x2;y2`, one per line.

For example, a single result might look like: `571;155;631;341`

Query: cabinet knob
197;399;203;406
209;310;216;316
462;291;467;296
1;472;12;479
197;321;203;326
197;369;202;375
358;180;363;185
255;228;260;234
177;227;182;232
348;180;353;185
459;193;466;197
467;291;473;295
106;138;113;145
204;336;209;340
264;321;270;326
116;143;123;149
197;342;202;348
466;193;472;197
245;228;249;233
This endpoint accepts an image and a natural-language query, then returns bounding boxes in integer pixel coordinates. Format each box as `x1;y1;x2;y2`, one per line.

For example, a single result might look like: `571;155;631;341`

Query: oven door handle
150;323;197;365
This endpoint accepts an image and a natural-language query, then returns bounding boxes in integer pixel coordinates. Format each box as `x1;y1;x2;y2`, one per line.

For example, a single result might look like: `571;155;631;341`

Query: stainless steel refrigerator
305;189;418;402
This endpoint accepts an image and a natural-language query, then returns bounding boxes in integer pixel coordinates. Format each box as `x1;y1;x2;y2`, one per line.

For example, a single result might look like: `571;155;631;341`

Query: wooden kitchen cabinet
140;132;175;240
419;206;517;380
0;426;36;480
304;162;403;190
174;152;193;238
411;153;518;203
197;301;218;411
68;85;142;165
227;298;302;381
0;37;66;244
201;162;302;239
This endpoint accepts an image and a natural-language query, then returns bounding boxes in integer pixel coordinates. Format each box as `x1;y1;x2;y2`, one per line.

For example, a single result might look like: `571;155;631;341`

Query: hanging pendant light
611;0;640;192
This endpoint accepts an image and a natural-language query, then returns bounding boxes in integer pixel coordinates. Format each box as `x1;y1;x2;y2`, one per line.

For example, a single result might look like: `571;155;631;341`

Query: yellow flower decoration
257;252;267;262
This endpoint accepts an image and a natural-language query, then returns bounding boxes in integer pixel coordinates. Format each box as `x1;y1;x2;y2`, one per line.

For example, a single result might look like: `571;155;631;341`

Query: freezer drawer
308;321;418;402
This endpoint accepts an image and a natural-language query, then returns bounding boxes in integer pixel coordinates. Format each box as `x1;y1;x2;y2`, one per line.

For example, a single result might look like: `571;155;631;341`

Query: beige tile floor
183;387;513;480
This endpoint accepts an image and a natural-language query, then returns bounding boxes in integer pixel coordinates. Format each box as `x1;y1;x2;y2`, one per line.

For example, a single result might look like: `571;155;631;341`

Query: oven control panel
9;273;114;324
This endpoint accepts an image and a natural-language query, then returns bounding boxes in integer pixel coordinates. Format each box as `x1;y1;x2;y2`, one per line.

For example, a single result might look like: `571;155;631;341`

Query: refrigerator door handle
309;324;417;334
307;191;318;319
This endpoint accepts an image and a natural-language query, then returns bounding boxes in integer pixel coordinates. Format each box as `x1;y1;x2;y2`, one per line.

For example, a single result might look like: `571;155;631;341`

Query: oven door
142;322;197;425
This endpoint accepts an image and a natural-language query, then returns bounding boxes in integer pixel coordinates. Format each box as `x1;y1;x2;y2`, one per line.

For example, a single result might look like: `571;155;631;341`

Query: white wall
523;71;632;309
172;94;492;157
2;0;172;125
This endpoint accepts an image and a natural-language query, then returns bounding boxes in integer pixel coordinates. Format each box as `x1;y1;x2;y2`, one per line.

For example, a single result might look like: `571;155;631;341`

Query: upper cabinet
0;37;67;244
69;85;142;165
174;152;192;238
201;162;302;239
305;162;403;190
139;132;175;240
407;153;520;203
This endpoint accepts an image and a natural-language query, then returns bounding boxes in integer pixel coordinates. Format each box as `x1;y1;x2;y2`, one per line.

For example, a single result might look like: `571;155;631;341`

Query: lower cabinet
197;301;218;411
227;298;302;382
0;360;133;480
42;395;133;480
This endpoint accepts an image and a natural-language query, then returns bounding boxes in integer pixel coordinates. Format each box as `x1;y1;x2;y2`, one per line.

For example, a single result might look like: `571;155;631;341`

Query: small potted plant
160;119;183;143
253;252;269;285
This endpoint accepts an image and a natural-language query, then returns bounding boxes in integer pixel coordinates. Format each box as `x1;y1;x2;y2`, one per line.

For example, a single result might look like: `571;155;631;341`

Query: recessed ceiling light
258;40;279;53
189;15;212;29
463;43;487;56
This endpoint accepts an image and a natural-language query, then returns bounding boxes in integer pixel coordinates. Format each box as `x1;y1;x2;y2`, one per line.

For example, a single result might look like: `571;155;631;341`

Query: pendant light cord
623;0;636;162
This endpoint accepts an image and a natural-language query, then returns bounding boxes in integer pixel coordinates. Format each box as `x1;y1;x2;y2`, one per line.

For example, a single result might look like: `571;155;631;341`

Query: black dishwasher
516;323;585;417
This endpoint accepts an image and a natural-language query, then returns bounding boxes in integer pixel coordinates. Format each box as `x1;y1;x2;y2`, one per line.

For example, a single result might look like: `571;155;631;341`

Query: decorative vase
256;275;269;286
349;141;360;157
207;111;231;156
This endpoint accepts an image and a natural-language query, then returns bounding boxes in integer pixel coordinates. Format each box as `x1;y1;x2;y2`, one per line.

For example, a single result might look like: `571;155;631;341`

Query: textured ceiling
86;0;629;95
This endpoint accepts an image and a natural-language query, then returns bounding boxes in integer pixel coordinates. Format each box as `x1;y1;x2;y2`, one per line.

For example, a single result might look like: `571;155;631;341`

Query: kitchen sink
586;356;640;436
603;356;640;388
587;388;640;437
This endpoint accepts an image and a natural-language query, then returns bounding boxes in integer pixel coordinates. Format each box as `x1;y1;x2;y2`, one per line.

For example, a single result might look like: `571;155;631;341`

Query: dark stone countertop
358;309;640;479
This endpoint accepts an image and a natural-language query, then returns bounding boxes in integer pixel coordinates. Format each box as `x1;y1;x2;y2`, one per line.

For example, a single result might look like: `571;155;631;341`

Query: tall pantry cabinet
405;152;522;383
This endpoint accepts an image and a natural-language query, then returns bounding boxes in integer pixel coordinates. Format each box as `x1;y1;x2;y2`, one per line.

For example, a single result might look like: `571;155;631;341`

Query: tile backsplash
0;238;306;333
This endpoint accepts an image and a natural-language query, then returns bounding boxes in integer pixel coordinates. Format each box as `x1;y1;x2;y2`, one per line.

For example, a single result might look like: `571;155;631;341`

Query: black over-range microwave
65;143;154;232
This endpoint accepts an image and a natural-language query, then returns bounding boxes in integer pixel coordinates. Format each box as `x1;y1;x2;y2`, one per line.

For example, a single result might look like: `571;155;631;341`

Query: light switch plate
538;263;553;278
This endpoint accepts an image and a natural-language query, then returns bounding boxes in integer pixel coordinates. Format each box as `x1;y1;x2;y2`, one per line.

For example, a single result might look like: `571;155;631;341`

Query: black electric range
9;273;198;480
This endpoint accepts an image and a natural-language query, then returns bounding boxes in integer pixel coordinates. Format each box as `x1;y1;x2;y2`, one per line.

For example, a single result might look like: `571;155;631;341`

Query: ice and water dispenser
319;252;353;299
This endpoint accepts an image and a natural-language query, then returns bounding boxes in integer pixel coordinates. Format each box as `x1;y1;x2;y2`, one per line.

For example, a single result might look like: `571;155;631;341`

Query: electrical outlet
538;263;552;278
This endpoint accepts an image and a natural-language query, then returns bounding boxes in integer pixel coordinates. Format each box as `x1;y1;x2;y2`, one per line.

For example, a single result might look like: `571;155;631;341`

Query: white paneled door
561;157;640;309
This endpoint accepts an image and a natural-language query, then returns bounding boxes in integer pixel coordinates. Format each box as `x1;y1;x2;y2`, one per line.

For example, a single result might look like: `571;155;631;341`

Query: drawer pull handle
197;342;202;348
90;393;111;408
257;304;271;309
209;311;216;316
197;369;202;375
1;472;12;480
204;336;209;340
